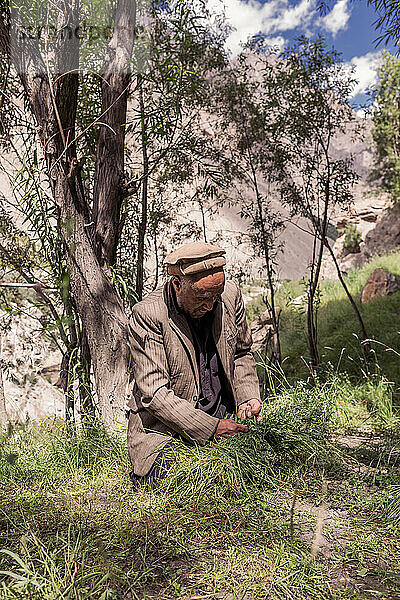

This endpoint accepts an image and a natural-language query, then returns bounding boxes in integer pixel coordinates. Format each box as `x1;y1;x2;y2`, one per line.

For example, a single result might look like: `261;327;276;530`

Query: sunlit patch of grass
0;375;399;599
0;528;118;600
247;250;400;390
0;418;129;487
161;383;342;507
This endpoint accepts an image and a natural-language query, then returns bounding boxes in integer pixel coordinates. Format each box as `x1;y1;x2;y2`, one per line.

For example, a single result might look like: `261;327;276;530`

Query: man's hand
237;399;262;422
214;419;248;438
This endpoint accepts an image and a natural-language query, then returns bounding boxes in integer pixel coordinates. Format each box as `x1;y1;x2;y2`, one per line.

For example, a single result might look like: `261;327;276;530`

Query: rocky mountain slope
320;185;398;279
199;116;385;281
0;306;63;425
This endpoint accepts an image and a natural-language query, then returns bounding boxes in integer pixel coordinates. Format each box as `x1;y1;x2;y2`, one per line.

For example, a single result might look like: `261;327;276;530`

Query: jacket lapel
165;283;200;385
165;283;231;389
212;299;229;377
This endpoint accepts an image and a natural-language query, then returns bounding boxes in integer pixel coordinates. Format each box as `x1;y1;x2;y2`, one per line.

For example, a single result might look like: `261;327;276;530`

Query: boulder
339;252;366;275
363;205;400;257
289;294;307;308
250;307;281;353
360;268;399;304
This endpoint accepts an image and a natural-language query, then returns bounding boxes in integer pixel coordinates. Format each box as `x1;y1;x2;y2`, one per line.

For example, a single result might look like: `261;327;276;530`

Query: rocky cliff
0;306;64;425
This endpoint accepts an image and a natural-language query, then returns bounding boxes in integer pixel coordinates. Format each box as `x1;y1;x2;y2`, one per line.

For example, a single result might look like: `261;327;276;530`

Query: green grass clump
0;528;114;600
0;376;399;599
0;419;128;485
162;383;340;506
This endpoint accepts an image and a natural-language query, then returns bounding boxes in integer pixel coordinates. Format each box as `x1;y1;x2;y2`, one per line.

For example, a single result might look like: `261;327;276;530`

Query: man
127;241;262;486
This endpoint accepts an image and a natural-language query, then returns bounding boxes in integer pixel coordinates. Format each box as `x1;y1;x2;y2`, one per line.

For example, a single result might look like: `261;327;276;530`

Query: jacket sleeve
232;284;261;406
129;306;219;443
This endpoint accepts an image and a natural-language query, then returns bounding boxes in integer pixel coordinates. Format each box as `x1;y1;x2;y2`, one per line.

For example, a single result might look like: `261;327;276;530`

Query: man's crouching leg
129;442;174;490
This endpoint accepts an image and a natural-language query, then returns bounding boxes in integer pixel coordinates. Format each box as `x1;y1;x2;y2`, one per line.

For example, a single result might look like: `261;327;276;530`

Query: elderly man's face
172;269;225;319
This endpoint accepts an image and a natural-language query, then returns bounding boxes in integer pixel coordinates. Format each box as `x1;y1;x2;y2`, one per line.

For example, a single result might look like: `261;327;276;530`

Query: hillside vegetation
0;254;400;599
0;255;400;600
247;251;400;393
2;245;400;600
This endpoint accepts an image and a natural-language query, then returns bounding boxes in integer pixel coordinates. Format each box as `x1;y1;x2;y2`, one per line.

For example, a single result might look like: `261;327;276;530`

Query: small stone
360;268;399;304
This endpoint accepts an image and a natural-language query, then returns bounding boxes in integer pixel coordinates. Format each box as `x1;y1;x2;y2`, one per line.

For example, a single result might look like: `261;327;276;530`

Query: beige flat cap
165;242;226;276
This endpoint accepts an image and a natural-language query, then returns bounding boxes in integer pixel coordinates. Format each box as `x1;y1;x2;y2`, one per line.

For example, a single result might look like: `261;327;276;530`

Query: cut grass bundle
162;380;343;505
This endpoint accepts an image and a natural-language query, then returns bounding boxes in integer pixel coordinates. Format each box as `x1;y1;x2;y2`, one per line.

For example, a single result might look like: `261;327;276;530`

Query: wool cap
165;242;226;276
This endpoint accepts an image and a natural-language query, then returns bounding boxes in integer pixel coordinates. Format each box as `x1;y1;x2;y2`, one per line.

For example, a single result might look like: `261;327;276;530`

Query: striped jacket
127;280;260;476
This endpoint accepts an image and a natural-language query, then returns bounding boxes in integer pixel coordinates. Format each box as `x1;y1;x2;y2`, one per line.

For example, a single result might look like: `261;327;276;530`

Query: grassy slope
0;254;400;599
0;377;399;600
248;251;400;389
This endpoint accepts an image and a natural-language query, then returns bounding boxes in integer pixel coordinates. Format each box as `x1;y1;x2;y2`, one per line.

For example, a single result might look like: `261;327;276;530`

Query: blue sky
207;0;398;107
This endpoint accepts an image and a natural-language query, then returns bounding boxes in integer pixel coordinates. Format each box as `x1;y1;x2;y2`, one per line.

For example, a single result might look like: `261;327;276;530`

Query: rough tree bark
0;0;136;428
135;75;148;301
92;0;136;267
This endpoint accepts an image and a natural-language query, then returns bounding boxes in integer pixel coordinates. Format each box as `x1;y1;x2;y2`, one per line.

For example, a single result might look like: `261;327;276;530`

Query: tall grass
0;422;129;599
1;254;400;598
248;250;400;388
0;374;399;599
0;419;128;485
0;528;114;600
160;398;341;515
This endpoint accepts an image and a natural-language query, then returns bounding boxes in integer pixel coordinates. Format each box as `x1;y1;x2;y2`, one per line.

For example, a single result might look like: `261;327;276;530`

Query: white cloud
207;0;316;54
346;51;381;98
264;35;286;52
269;0;316;34
319;0;351;37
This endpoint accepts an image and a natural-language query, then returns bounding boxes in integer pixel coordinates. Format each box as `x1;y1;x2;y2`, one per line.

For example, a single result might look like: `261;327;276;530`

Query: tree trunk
60;349;75;423
198;198;207;242
307;178;331;367
247;146;282;365
135;76;148;301
0;371;8;431
53;165;133;427
324;238;370;350
307;292;319;366
79;326;94;420
306;227;320;366
92;0;136;267
0;2;136;428
152;227;159;291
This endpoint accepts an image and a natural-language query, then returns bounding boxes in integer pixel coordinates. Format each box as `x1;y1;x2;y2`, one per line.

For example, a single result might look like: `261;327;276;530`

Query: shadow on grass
0;479;316;599
1;387;399;598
